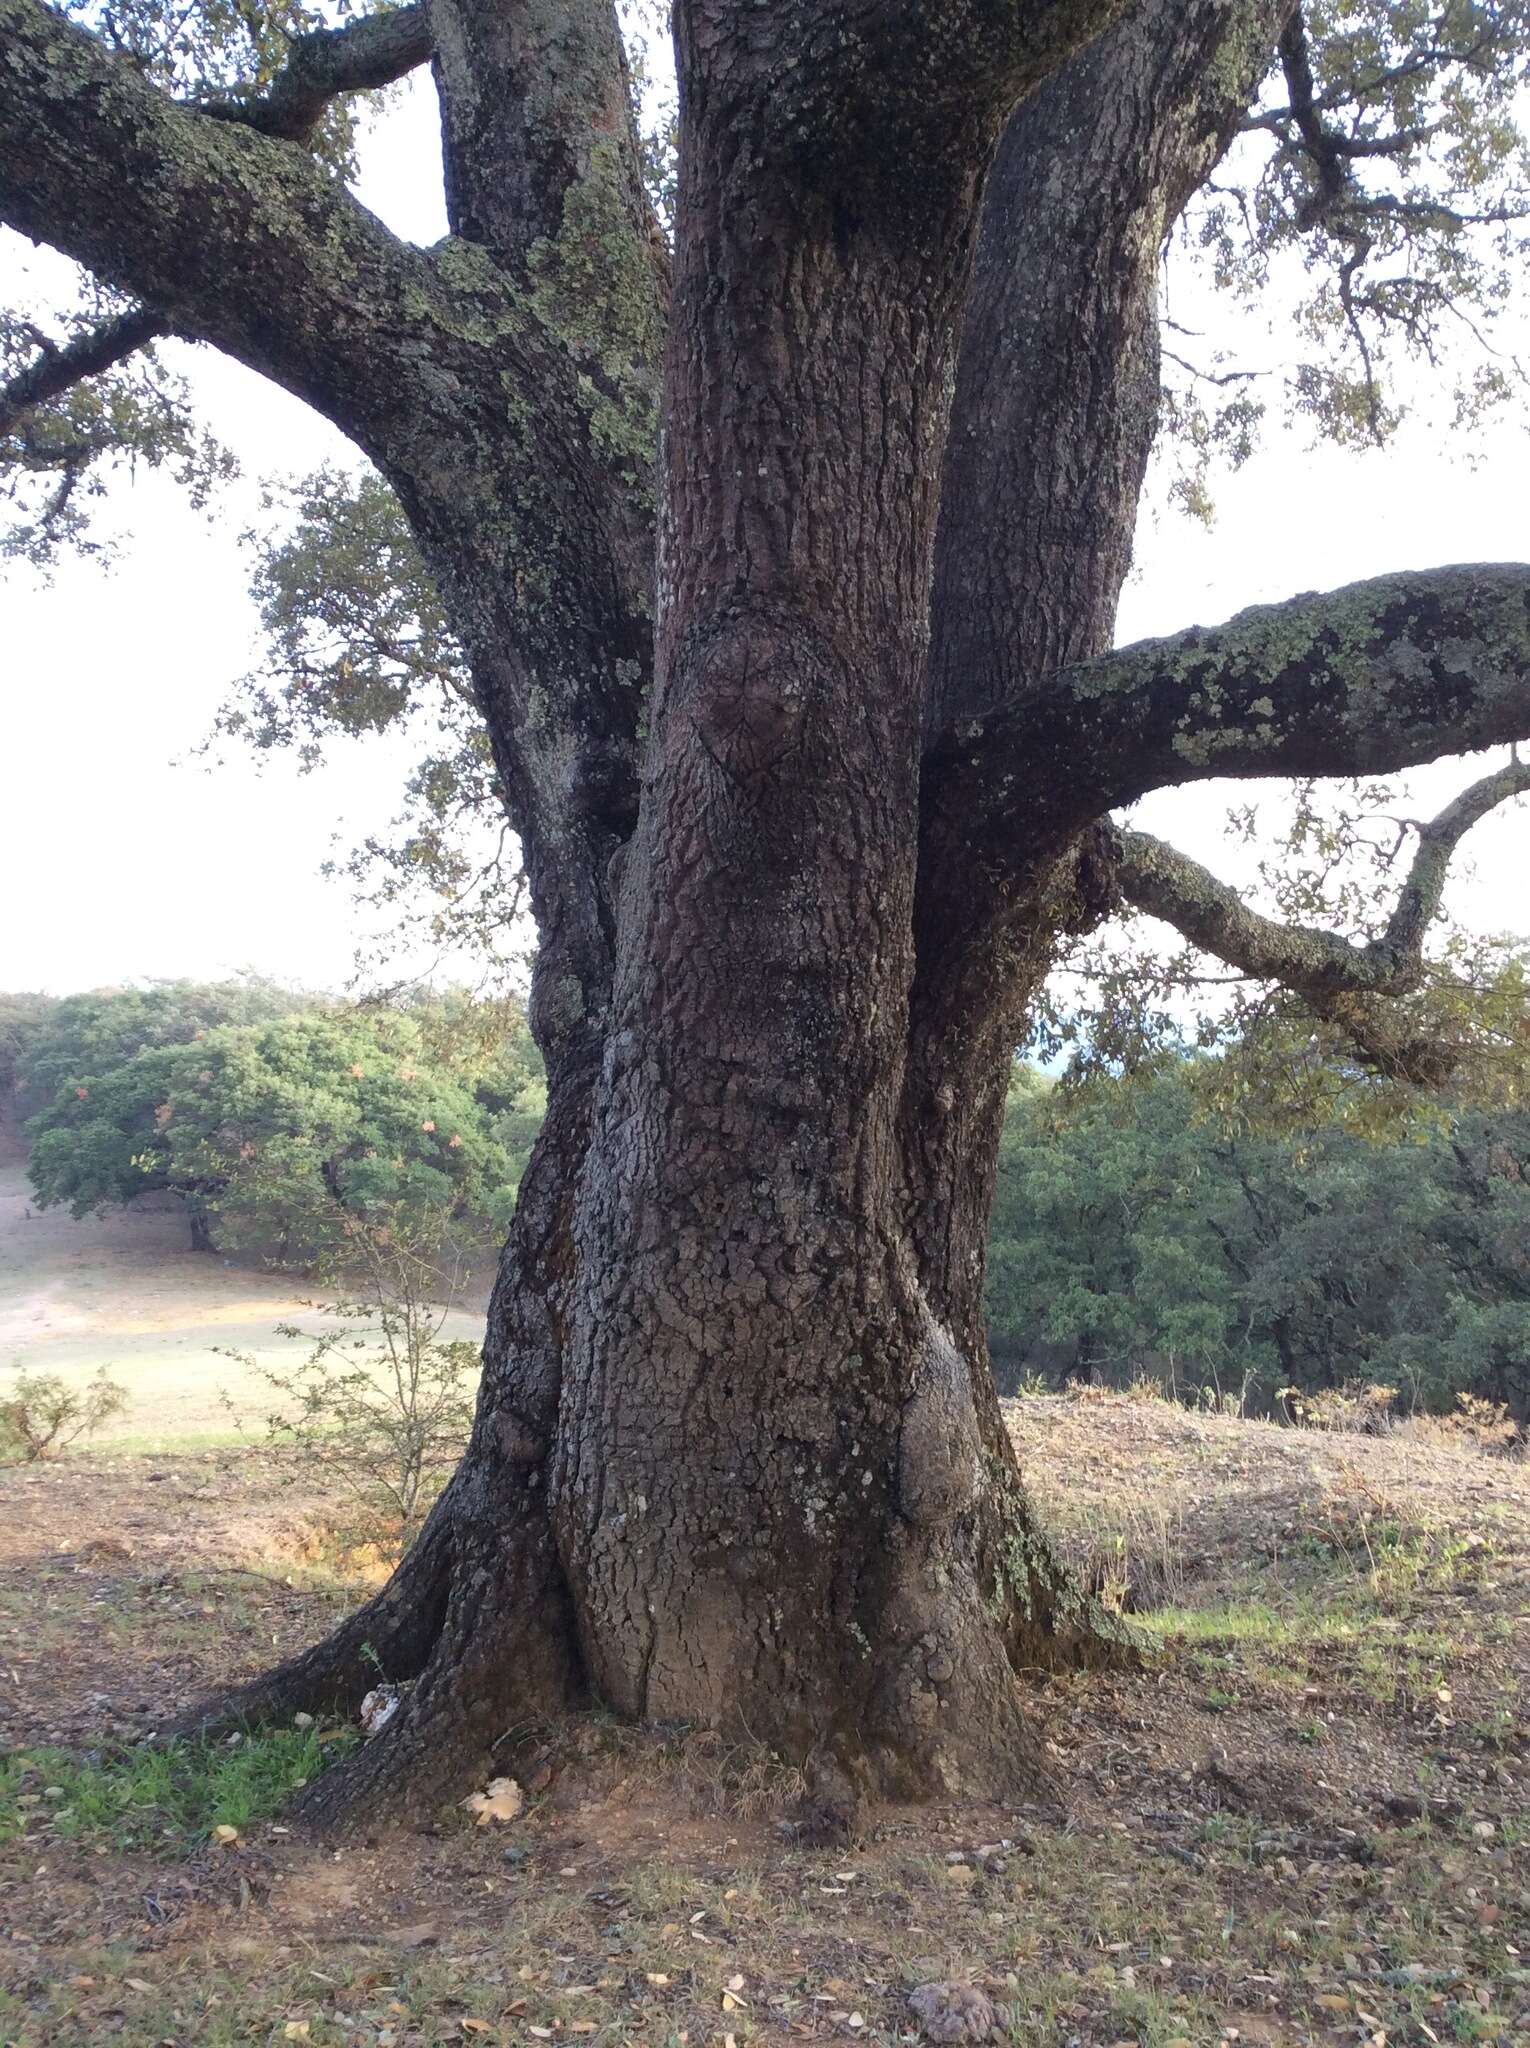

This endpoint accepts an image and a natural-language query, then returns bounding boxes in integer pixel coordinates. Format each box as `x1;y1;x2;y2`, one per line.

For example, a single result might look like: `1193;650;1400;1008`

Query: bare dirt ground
0;1394;1526;2047
0;1161;487;1448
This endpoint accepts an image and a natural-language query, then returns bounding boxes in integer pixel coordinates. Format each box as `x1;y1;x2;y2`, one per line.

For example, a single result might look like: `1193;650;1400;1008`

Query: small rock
908;1981;998;2042
360;1685;401;1736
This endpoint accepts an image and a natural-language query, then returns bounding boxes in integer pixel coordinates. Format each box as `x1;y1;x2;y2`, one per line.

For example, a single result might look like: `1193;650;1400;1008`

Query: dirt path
0;1161;488;1448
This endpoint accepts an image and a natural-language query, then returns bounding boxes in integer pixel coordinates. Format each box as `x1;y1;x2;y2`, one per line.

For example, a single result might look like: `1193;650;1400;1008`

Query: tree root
293;1470;583;1831
158;1473;461;1744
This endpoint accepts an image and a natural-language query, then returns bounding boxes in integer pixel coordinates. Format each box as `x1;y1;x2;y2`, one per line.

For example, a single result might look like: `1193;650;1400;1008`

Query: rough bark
200;5;432;141
902;0;1295;1478
539;0;1132;1803
9;0;1530;1824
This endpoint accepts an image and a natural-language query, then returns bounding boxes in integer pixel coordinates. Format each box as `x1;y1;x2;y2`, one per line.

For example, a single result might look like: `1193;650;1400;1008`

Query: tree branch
931;565;1530;862
1111;757;1530;1004
0;305;166;437
1106;757;1530;1085
0;0;444;457
199;4;432;143
925;0;1292;735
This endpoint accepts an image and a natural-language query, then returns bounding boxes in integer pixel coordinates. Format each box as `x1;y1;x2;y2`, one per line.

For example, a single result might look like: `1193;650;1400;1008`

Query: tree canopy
16;983;544;1257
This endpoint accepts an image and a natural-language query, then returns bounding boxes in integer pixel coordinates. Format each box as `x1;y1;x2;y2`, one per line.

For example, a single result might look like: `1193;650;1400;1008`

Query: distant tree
15;978;302;1118
0;991;58;1113
987;1064;1247;1392
25;1009;520;1256
986;1060;1530;1415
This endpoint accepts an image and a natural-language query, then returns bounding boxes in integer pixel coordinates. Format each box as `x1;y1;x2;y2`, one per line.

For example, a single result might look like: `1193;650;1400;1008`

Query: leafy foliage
18;982;544;1260
0;990;57;1104
1166;0;1530;510
0;280;235;567
986;1056;1530;1415
13;976;300;1114
1041;775;1530;1132
207;467;527;977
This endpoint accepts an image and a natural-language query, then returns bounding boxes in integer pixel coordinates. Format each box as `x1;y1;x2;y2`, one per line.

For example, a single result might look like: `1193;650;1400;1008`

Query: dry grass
0;1395;1527;2046
0;1160;487;1450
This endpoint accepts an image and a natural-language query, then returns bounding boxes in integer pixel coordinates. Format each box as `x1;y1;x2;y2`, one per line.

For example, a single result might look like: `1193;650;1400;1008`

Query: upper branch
0;0;441;451
0;305;166;435
930;565;1530;865
1111;756;1530;1007
1107;757;1530;1084
200;4;431;143
925;0;1292;736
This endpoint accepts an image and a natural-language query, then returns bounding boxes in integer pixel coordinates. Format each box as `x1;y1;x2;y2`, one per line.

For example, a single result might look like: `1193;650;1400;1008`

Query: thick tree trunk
169;0;1306;1827
177;11;1134;1825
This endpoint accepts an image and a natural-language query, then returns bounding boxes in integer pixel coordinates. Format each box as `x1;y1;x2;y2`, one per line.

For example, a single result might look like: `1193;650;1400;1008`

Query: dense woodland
0;981;544;1264
7;982;1527;1418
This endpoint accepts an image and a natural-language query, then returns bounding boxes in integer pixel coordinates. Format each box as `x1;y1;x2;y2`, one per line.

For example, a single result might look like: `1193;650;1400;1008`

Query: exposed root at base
157;1479;460;1745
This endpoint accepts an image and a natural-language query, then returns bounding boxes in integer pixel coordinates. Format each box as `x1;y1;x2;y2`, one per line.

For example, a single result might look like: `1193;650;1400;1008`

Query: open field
0;1389;1526;2048
0;1161;488;1450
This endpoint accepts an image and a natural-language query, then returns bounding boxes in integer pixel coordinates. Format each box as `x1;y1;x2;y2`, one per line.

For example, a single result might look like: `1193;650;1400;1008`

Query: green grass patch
0;1724;356;1851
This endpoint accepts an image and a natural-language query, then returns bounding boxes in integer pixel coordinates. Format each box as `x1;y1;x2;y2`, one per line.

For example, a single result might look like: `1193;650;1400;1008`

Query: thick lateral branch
0;306;166;435
929;566;1530;862
1111;757;1530;1003
200;4;432;142
0;0;445;452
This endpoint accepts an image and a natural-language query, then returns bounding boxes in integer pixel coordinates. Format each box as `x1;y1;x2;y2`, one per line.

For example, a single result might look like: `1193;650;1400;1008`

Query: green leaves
1176;0;1530;484
1;284;235;567
209;465;526;977
985;1055;1530;1415
19;982;545;1261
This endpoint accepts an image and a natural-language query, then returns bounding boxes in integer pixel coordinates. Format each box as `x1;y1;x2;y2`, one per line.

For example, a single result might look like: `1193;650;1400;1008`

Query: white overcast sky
2;71;1528;1000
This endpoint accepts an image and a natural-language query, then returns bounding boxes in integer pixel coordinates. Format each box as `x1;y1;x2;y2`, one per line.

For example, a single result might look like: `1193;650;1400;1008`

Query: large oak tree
5;0;1530;1821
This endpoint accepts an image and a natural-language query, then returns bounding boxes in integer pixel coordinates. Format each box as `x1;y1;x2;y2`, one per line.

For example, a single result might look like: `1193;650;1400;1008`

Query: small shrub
1072;1500;1188;1614
0;1369;126;1463
1280;1380;1398;1436
223;1210;479;1560
1408;1392;1526;1460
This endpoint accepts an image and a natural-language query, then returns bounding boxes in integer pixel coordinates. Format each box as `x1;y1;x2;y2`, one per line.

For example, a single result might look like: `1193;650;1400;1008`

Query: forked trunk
173;0;1293;1826
194;75;1134;1814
